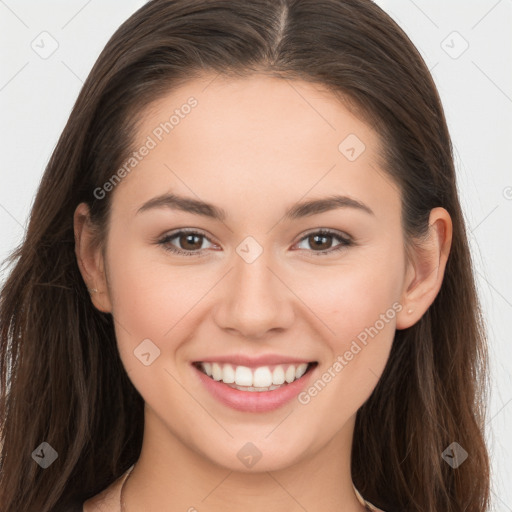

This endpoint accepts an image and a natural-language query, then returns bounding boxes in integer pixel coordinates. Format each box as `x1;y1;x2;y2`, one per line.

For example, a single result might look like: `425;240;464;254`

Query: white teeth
272;366;285;385
211;363;222;381
203;362;212;377
222;363;235;383
285;365;296;383
295;363;308;379
198;362;312;388
235;365;253;386
253;367;273;387
227;384;282;392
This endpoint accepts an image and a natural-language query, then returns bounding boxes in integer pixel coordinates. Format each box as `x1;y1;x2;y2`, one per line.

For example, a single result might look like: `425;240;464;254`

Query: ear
73;202;113;313
396;207;453;330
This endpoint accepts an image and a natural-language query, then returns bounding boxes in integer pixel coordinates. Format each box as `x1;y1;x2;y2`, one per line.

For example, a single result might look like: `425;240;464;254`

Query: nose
212;250;295;340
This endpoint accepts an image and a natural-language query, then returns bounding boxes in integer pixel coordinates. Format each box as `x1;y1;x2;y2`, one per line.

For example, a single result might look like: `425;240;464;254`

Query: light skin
74;74;452;511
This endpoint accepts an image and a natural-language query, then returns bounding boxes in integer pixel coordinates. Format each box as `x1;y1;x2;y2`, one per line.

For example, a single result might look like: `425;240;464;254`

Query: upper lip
193;354;316;368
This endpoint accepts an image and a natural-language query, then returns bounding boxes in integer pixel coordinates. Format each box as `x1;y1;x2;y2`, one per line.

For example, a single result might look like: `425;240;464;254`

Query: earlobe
73;203;112;313
396;207;452;330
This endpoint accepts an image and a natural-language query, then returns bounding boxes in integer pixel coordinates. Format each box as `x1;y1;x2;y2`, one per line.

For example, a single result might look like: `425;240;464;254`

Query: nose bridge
213;240;294;338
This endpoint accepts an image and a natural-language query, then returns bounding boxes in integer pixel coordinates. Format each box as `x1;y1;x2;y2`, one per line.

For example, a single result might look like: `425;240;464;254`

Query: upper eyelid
164;228;218;245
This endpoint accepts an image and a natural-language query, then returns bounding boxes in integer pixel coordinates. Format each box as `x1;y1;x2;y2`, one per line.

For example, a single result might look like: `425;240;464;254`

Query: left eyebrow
283;195;375;220
136;193;374;220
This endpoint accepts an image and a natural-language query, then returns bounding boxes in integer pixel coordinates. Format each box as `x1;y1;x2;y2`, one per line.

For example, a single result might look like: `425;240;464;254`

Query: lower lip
192;364;316;413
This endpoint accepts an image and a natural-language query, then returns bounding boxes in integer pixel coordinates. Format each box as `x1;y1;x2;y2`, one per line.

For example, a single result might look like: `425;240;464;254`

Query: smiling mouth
192;361;318;392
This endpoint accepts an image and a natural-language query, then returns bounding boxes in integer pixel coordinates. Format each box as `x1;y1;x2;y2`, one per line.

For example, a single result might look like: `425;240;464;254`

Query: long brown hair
0;1;490;511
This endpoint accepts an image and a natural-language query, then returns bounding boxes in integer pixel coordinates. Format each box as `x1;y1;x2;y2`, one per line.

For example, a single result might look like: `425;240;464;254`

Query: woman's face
86;74;414;471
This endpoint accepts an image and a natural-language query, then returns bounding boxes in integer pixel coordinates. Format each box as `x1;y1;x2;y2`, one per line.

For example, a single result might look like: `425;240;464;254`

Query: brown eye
178;233;204;251
308;233;334;251
158;230;215;256
295;229;353;255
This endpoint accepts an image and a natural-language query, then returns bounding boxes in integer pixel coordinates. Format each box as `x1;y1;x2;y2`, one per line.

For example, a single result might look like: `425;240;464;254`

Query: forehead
139;73;380;159
112;73;399;223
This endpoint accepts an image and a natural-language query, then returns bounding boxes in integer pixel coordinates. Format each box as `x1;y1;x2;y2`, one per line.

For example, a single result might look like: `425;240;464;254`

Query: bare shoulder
82;476;124;512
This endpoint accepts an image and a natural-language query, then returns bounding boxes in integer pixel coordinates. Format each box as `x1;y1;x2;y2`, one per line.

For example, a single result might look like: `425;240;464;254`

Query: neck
122;406;368;512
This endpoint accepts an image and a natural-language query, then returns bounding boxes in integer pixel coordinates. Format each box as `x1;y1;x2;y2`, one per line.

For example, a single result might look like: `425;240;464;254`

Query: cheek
107;239;204;334
295;248;404;340
293;276;400;425
106;251;203;408
103;235;197;376
291;245;403;394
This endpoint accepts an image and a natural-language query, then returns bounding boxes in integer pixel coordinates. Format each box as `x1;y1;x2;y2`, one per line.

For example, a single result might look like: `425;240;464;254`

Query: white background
0;1;511;510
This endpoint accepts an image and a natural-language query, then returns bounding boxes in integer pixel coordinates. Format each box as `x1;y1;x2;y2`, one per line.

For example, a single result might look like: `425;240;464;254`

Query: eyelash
156;228;354;257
